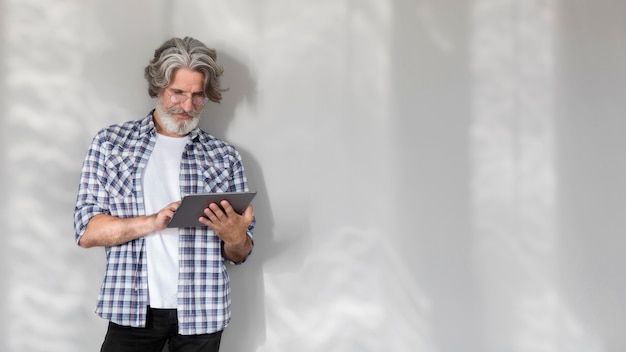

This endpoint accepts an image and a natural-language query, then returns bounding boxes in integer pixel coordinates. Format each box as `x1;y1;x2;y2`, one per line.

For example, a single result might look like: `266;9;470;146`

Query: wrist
227;233;249;248
223;233;252;264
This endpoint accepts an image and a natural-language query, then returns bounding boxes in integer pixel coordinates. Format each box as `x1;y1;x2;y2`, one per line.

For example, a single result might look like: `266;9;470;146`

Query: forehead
168;68;205;92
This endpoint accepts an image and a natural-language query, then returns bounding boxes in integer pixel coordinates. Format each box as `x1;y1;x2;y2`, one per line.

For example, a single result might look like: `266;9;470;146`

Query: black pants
100;307;223;352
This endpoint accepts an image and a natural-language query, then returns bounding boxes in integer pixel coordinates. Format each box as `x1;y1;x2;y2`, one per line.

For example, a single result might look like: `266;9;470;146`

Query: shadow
221;149;272;351
200;46;257;140
199;48;273;352
556;1;626;348
202;46;314;351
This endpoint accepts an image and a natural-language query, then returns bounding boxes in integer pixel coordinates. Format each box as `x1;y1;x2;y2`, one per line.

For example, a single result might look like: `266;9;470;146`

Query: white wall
1;0;625;351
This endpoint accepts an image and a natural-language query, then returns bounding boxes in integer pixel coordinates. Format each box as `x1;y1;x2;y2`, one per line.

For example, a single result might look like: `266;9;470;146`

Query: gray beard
155;101;202;135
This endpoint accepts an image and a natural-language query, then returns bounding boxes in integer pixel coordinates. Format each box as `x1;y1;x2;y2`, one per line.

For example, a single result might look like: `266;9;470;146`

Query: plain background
1;0;625;351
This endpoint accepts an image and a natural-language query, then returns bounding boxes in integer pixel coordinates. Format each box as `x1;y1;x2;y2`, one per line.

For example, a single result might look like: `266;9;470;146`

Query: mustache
165;106;201;119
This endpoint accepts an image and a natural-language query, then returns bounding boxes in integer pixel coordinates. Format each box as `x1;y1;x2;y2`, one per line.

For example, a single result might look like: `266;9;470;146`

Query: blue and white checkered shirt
74;112;254;335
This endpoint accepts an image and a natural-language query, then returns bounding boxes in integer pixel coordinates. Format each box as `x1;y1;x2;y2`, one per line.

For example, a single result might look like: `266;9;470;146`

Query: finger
219;200;236;216
199;209;219;226
241;204;254;223
203;206;218;220
208;203;225;217
198;215;213;226
243;204;253;217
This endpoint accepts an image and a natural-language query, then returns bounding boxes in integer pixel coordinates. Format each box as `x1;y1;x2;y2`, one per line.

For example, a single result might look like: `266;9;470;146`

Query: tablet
167;191;257;228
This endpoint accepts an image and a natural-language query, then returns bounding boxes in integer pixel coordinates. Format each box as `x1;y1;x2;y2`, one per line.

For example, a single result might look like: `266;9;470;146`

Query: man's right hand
78;201;181;248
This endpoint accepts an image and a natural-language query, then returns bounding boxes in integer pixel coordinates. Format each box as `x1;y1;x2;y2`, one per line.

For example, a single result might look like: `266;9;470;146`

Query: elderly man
74;37;255;352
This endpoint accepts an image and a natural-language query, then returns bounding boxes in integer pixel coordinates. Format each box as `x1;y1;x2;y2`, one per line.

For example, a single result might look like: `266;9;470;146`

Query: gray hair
144;37;226;103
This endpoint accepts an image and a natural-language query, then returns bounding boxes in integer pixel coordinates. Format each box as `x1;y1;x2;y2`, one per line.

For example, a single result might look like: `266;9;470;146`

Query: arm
79;201;180;248
199;201;254;264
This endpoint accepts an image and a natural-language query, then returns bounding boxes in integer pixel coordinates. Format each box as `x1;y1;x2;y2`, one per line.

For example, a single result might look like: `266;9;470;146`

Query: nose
180;98;194;112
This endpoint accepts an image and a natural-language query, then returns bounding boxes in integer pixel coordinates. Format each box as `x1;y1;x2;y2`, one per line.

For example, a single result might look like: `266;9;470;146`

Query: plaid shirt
74;112;254;335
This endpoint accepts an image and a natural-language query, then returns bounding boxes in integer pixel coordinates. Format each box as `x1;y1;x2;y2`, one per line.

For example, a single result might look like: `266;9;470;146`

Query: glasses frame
166;88;209;108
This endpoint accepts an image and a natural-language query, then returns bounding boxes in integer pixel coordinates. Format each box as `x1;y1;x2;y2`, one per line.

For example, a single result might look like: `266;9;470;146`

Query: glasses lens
170;94;184;104
192;96;208;106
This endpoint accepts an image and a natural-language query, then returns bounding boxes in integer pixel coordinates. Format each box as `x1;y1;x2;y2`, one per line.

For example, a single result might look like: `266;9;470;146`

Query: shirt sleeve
73;132;110;245
225;149;256;264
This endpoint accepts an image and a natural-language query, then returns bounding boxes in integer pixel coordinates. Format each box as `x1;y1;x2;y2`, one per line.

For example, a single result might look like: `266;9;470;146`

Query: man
74;37;255;352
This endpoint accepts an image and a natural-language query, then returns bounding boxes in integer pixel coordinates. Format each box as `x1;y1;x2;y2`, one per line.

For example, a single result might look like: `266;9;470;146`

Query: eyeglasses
167;89;209;107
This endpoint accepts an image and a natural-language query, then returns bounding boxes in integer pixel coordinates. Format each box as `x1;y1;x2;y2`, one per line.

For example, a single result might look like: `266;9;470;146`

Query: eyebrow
169;88;205;96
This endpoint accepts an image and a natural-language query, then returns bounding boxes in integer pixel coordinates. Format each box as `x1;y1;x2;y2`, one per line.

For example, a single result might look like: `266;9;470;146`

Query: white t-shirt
143;133;189;308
